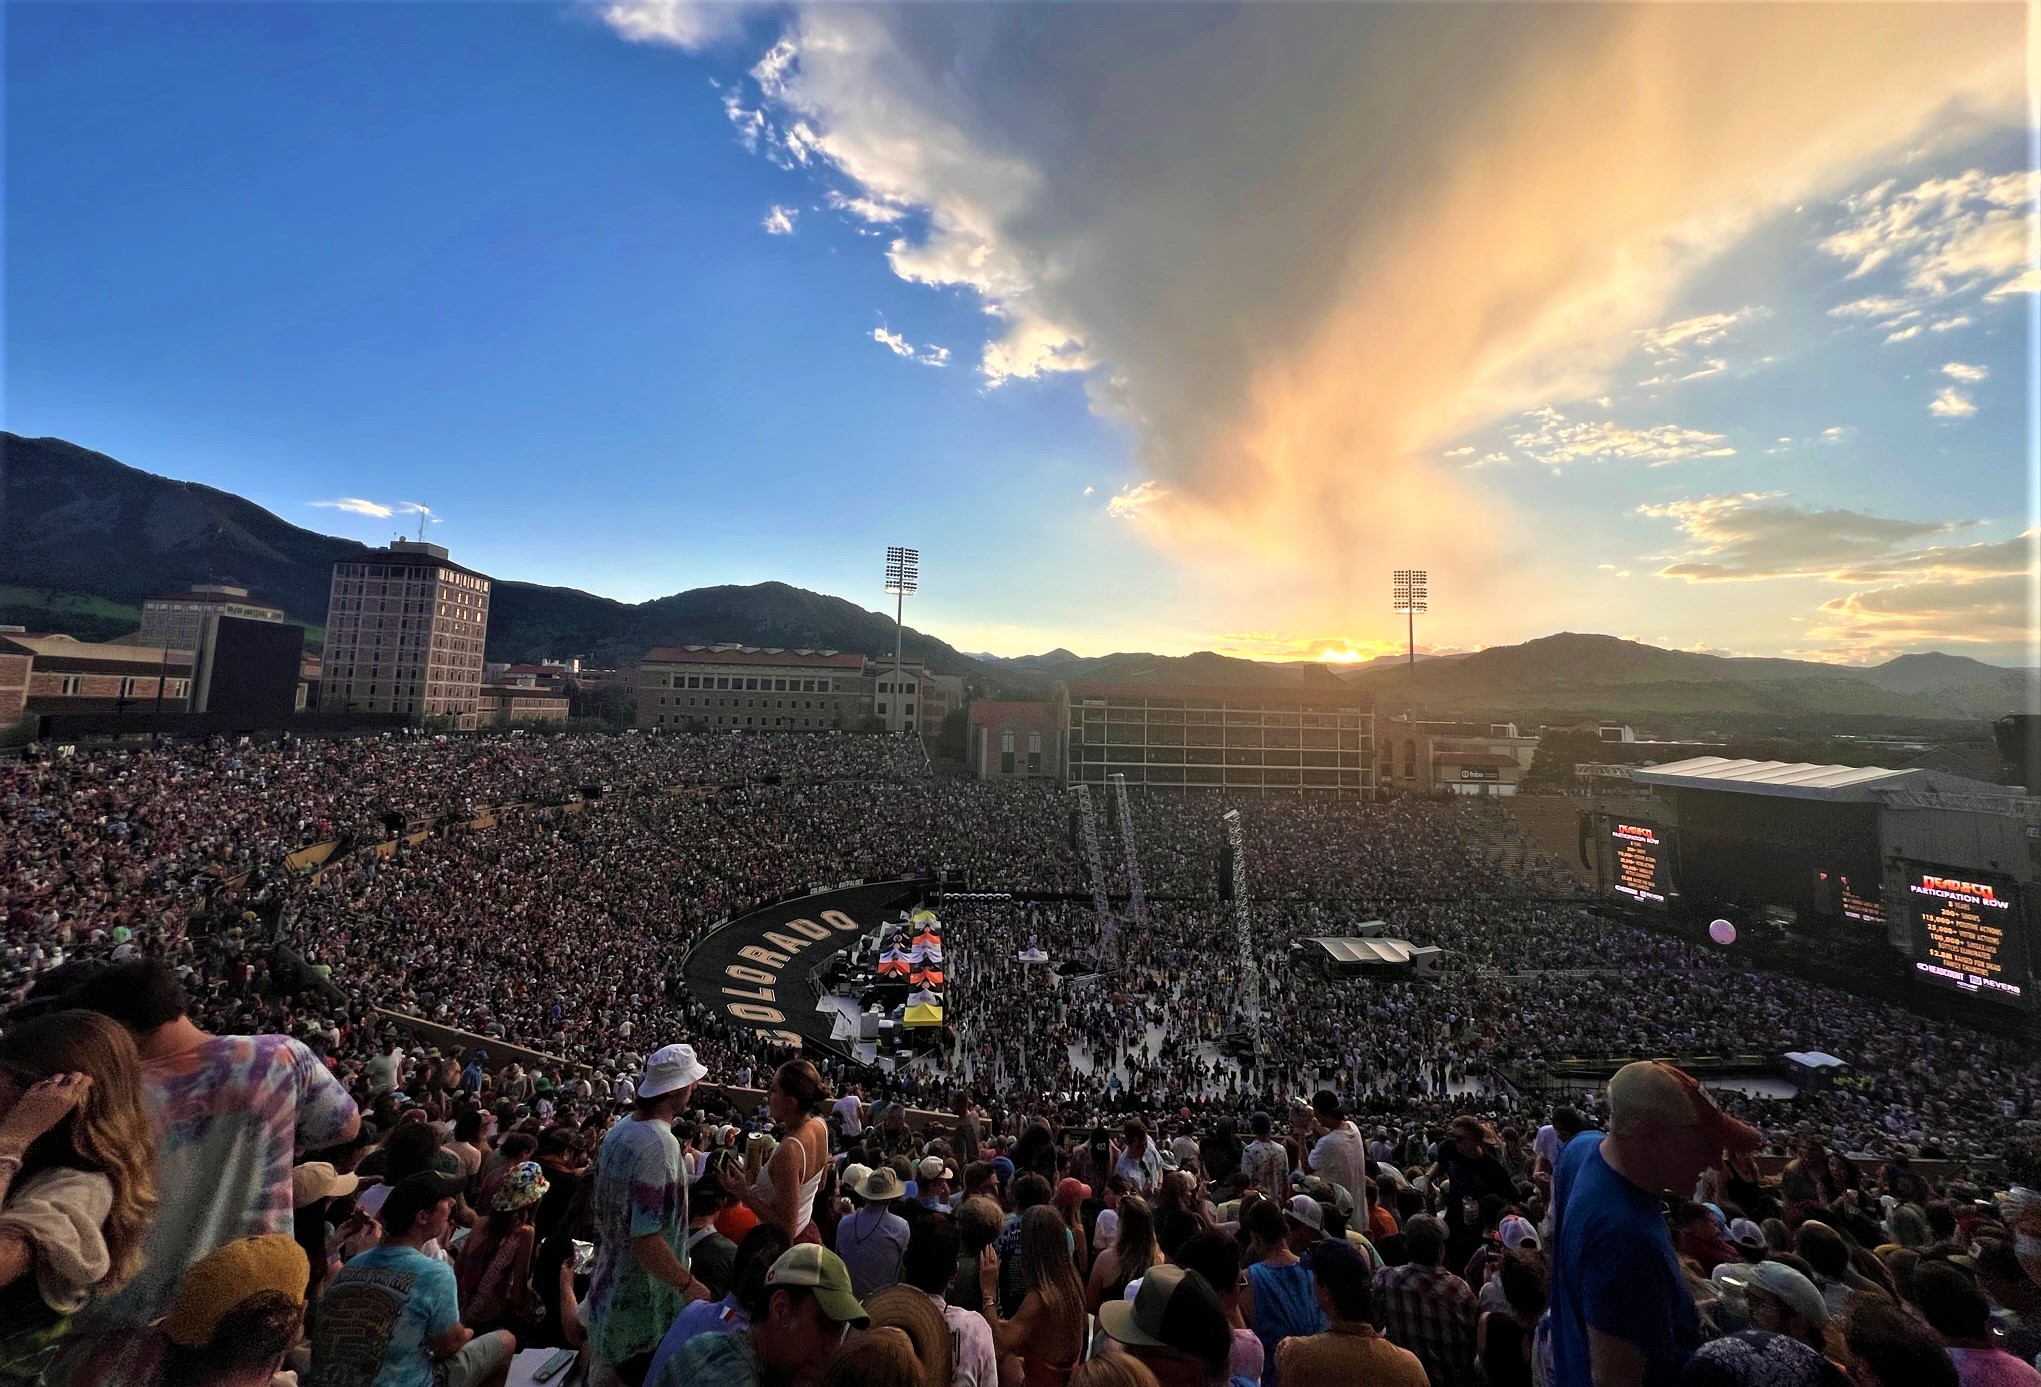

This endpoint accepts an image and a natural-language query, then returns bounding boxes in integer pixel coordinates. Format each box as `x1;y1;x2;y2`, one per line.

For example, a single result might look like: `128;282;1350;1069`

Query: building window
1027;732;1042;753
1000;731;1016;753
1403;740;1416;778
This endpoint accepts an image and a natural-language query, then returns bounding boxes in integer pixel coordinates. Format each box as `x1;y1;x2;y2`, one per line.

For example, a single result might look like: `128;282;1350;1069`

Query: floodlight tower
1392;569;1428;727
883;546;919;734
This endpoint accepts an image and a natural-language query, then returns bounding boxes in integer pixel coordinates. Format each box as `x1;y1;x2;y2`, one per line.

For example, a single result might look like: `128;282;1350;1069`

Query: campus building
321;541;491;728
636;645;869;731
135;584;285;653
1061;680;1375;796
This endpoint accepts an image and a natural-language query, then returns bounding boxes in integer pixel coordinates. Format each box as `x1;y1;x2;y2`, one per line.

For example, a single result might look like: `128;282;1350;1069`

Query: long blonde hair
0;1009;159;1290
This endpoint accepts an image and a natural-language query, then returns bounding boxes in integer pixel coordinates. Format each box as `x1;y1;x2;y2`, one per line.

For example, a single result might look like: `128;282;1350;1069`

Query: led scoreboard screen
1906;865;2026;1004
1610;821;1669;906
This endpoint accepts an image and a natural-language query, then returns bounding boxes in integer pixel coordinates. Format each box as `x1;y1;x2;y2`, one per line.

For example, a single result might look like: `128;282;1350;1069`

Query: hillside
0;434;984;673
5;433;2031;722
1342;633;2028;723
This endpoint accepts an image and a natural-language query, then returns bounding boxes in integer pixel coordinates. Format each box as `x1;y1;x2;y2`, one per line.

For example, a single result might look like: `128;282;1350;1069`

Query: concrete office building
637;645;868;730
135;584;285;653
322;541;491;728
1063;680;1375;796
869;660;966;736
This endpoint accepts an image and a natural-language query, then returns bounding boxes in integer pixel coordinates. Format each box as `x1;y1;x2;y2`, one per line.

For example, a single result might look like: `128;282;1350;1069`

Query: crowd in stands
0;727;2036;1387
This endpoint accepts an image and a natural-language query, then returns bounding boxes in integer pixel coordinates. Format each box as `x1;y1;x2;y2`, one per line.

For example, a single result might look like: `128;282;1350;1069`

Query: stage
682;877;931;1052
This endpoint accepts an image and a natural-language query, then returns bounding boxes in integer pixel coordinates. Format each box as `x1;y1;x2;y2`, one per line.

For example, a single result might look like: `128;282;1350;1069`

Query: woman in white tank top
722;1059;832;1241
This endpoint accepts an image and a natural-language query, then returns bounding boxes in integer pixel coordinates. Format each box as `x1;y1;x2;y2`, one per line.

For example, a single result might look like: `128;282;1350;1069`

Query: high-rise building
135;584;285;653
322;541;491;728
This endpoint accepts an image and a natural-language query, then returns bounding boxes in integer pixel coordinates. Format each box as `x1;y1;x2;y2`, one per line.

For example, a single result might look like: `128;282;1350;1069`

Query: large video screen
1675;791;1883;926
1906;865;2026;1004
1610;820;1669;906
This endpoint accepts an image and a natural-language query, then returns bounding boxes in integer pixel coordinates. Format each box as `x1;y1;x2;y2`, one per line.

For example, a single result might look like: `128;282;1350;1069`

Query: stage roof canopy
1307;935;1417;967
1631;756;2019;804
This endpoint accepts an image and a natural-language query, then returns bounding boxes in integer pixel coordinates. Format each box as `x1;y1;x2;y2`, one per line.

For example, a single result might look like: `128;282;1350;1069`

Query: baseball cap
1498;1214;1539;1249
917;1156;955;1184
842;1162;873;1195
1607;1061;1760;1154
1285;1195;1326;1234
163;1234;309;1348
1098;1264;1231;1365
376;1170;466;1235
1056;1177;1093;1205
1713;1259;1829;1326
638;1043;708;1098
292;1161;361;1209
764;1244;870;1327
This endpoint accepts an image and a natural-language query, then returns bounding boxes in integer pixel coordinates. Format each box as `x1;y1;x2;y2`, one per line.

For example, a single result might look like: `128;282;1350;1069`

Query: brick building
636;645;868;731
477;681;572;726
968;700;1064;779
868;660;967;736
0;633;193;715
135;584;285;653
1063;680;1374;796
321;541;491;728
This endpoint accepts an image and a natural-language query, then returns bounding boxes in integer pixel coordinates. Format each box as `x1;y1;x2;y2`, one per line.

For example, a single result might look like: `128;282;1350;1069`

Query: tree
934;707;968;761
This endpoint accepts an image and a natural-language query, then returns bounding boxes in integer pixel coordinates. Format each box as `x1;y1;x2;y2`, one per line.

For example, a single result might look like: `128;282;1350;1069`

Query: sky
6;2;2036;665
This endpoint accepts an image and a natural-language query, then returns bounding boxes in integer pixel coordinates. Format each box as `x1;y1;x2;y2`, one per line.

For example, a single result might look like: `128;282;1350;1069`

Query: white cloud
870;325;949;367
1928;385;1977;418
1636;307;1766;359
1506;405;1734;468
1820;168;2037;331
311;498;395;518
607;5;2021;574
1941;361;1988;382
1820;426;1847;442
1929;315;1973;332
762;204;797;235
1082;485;1094;495
1883;324;1922;343
1680;357;1727;381
1106;480;1165;520
1443;445;1475;457
1987;267;2040;298
1828;295;1913;319
601;1;754;51
827;190;907;224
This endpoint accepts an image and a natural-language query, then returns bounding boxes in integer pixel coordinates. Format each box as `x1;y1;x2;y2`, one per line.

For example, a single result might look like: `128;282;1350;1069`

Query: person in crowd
646;1223;792;1386
1915;1261;2041;1387
54;960;359;1387
900;1211;998;1387
684;1150;743;1302
1550;1061;1760;1387
587;1043;711;1387
1240;1115;1286;1203
1238;1197;1323;1386
1053;1178;1093;1279
726;1062;833;1244
1438;1115;1515;1268
1097;1264;1236;1387
656;1244;871;1387
1305;1092;1368;1218
863;1285;955;1387
1273;1238;1425;1386
455;1159;548;1334
837;1166;912;1301
1479;1246;1547;1387
308;1170;516;1387
1088;1195;1159;1312
952;1196;1005;1311
294;1159;361;1303
915;1158;956;1218
0;1011;156;1381
1371;1212;1479;1387
1975;1239;2041;1366
815;1327;919;1387
159;1233;310;1387
1172;1229;1261;1386
1533;1108;1583;1184
1837;1294;1960;1387
978;1204;1086;1387
1692;1260;1844;1385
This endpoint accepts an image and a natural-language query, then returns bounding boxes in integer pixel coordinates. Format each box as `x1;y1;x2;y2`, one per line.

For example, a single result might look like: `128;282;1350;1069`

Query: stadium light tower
1392;569;1428;724
884;546;920;734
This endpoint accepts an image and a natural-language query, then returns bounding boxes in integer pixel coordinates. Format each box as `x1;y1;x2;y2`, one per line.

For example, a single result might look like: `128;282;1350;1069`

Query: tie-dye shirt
52;1032;359;1387
586;1115;690;1368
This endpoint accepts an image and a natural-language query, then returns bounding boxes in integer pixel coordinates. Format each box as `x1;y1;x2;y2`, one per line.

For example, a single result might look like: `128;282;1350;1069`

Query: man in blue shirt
1549;1061;1760;1387
310;1171;516;1387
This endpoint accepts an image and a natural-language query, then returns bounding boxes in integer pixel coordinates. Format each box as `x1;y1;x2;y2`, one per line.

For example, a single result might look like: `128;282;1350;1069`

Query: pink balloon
1709;919;1736;946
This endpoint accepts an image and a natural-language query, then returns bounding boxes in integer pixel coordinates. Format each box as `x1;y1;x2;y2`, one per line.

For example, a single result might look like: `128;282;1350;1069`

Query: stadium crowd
0;727;2035;1387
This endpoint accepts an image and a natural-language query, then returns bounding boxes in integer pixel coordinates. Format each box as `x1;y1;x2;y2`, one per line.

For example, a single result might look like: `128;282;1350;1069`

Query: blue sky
7;3;2034;663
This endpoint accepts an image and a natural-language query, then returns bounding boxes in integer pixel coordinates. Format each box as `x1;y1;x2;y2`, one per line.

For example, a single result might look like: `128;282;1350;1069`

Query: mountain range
3;432;2032;725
